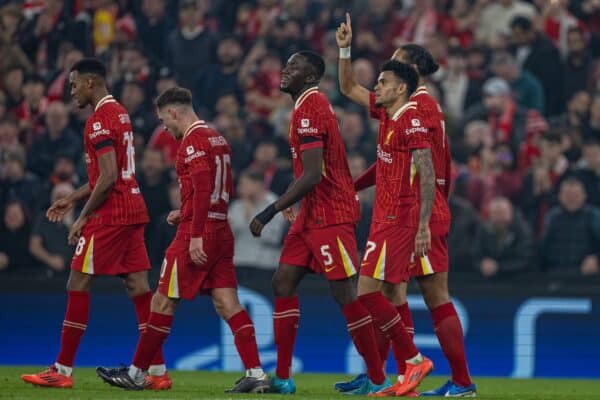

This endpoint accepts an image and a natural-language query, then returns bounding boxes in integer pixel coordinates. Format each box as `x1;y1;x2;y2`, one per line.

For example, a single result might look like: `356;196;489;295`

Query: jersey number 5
122;131;135;179
211;154;231;204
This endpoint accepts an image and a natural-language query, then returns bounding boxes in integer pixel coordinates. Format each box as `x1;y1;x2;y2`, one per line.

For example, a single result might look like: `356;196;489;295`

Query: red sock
273;296;299;379
228;310;261;370
342;300;386;385
431;302;472;387
374;322;390;369
132;312;173;371
132;292;165;368
56;291;90;367
358;292;418;361
393;303;414;375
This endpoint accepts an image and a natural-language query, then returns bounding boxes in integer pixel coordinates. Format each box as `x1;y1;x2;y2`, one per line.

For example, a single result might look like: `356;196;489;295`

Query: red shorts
279;223;358;281
71;223;150;275
157;225;237;300
359;223;417;284
409;234;449;277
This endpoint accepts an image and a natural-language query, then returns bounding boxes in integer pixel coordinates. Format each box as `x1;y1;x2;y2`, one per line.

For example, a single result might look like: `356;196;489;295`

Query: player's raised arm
337;12;370;108
250;146;323;237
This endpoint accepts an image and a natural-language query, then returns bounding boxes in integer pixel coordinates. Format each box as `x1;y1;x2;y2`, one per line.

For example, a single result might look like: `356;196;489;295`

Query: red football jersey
288;87;359;230
410;86;452;231
83;95;148;225
369;93;431;227
175;120;232;234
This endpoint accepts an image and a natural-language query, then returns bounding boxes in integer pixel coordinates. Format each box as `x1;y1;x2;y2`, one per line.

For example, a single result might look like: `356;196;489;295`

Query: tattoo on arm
413;148;435;226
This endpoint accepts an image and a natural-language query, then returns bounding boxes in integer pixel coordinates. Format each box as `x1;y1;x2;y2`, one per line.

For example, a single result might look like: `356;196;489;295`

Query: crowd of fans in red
0;0;598;280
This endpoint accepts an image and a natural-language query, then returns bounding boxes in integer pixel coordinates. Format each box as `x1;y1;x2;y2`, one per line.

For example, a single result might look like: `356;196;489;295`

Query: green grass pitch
1;367;599;399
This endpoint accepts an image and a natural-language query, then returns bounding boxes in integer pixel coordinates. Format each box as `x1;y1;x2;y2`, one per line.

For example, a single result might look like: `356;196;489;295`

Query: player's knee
272;274;295;298
382;282;406;306
213;296;242;320
151;292;177;314
123;273;150;297
329;279;356;307
66;271;92;292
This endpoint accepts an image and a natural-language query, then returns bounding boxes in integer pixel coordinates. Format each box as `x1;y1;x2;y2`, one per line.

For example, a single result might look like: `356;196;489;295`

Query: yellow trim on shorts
337;236;356;277
82;235;94;274
373;241;386;280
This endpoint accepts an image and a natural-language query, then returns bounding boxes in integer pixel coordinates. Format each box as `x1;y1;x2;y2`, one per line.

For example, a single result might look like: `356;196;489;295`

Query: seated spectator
491;51;545;114
521;130;570;235
575;137;600;206
2;65;24;112
563;27;593;100
0;148;42;214
551;90;590;132
138;148;171;223
14;74;48;146
28;101;81;179
229;170;285;271
448;194;482;272
0;200;34;273
37;155;81;211
29;183;75;276
247;140;292;196
0;117;20;164
46;46;83;102
473;196;534;279
540;177;600;276
462;77;548;171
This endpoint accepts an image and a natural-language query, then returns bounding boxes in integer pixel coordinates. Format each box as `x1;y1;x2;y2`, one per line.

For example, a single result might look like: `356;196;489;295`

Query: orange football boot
145;372;172;390
369;381;419;397
21;365;73;388
395;356;434;396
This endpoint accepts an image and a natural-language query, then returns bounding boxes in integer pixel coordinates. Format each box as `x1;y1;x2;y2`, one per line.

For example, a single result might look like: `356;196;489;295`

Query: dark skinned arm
68;150;117;244
250;146;323;237
413;148;435;256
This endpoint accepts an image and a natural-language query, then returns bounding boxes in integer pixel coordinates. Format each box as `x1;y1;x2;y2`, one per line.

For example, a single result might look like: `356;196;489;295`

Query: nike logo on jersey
324;265;336;273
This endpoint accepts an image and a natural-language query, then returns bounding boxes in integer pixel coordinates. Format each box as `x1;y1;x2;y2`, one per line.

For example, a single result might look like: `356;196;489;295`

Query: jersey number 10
122;131;135;179
211;154;231;204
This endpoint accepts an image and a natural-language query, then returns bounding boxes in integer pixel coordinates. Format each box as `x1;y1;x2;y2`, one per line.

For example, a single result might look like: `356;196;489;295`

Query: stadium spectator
14;74;48;146
0;2;33;74
539;177;600;276
448;194;482;272
473;196;534;279
193;34;244;118
0;200;34;273
490;51;545;114
243;49;284;120
339;109;375;163
462;77;548;171
0;148;42;214
213;112;253;173
582;94;600;140
540;0;584;56
563;27;593;100
509;16;564;117
521;130;570;235
2;65;24;112
29;182;74;275
120;80;157;142
28;101;81;179
575;137;600;206
137;148;171;248
247;140;292;196
166;0;217;89
135;0;174;66
46;46;84;102
0;117;20;164
229;170;285;271
475;0;537;45
440;46;481;125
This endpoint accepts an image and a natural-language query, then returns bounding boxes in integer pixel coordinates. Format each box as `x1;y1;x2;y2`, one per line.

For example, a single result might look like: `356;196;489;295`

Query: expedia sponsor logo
377;144;392;164
89;129;110;139
404;126;428;135
184;150;206;163
297;127;318;135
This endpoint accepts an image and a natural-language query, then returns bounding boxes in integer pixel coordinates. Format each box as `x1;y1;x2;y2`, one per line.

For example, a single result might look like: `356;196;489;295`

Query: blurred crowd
0;0;599;281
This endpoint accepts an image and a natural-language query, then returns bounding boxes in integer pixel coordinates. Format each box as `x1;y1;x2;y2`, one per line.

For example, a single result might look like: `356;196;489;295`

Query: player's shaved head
380;60;419;95
70;58;106;79
297;51;325;82
155;86;193;109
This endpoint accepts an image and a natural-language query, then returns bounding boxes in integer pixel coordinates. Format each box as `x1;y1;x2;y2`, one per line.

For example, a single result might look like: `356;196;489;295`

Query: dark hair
155;86;193;109
400;44;439;76
24;74;45;85
541;129;564;144
297;50;325;81
583;136;600;146
510;16;533;31
70;58;107;79
240;169;265;183
560;175;584;190
380;60;419;95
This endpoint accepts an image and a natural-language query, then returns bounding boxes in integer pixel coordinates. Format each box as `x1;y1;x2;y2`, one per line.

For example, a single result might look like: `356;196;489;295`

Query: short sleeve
87;115;115;156
369;92;382;120
403;109;431;150
183;135;211;174
294;108;326;152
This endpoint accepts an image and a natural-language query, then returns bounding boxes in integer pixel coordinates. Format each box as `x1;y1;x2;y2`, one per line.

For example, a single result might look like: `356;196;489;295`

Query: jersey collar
411;86;428;98
183;120;208;138
392;101;417;121
94;95;116;112
295;86;319;109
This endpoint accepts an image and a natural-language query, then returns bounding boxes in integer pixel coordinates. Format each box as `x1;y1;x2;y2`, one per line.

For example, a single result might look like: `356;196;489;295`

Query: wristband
339;47;351;59
255;203;277;225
